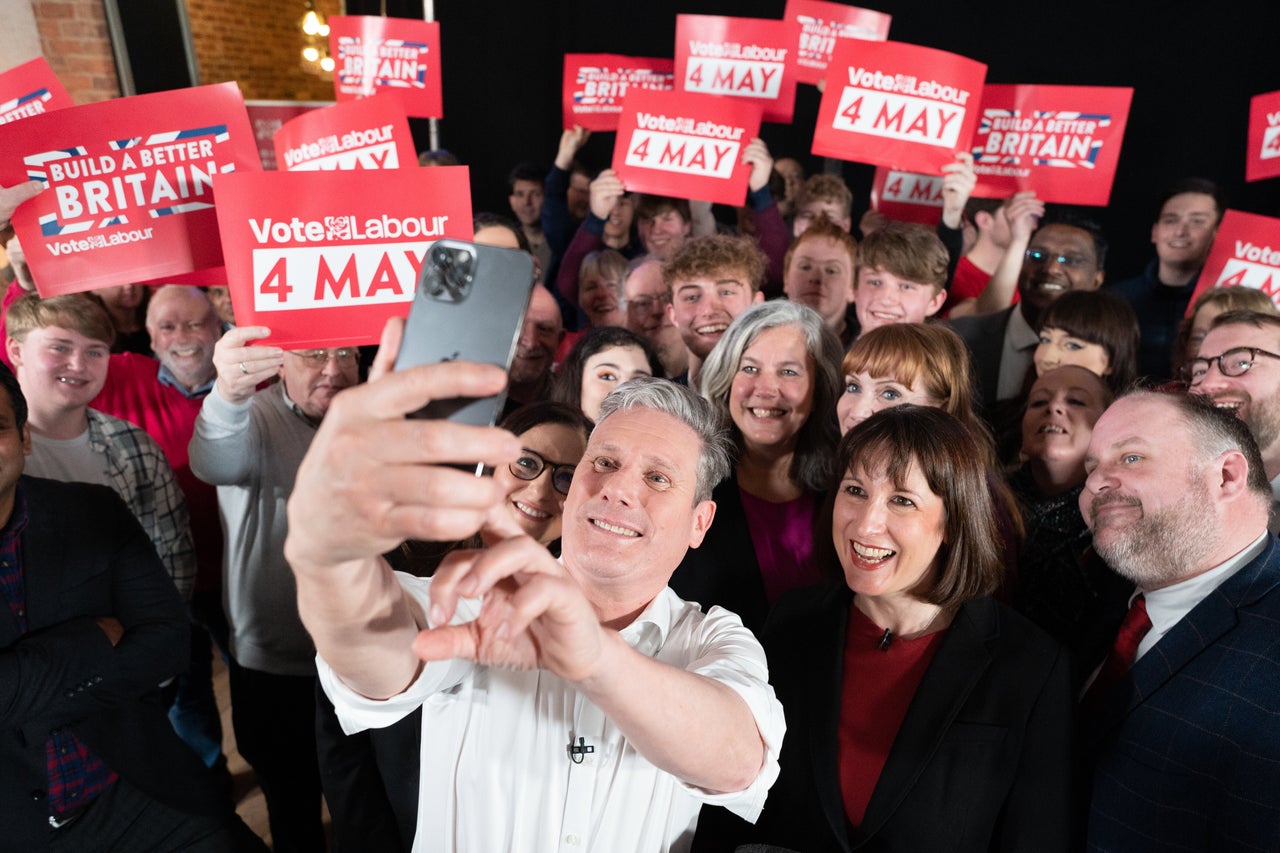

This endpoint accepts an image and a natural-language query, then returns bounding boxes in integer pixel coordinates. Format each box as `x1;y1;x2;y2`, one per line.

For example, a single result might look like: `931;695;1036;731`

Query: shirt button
565;834;580;846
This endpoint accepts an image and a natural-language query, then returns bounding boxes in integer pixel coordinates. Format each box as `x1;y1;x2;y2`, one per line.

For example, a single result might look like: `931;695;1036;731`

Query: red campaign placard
330;16;442;119
970;84;1132;206
246;100;331;169
784;0;891;86
812;40;986;175
1188;210;1280;313
611;88;762;208
1246;90;1280;183
0;57;74;125
674;14;800;124
0;82;260;296
274;94;415;171
562;54;675;131
870;166;942;226
215;166;472;348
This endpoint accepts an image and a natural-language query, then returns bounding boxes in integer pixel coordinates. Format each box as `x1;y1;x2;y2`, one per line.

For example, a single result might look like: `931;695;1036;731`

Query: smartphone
394;239;535;440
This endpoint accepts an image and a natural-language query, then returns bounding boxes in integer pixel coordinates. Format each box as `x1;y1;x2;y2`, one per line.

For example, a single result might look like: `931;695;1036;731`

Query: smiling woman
551;326;663;422
694;405;1072;852
668;300;843;634
1008;365;1130;683
391;402;592;576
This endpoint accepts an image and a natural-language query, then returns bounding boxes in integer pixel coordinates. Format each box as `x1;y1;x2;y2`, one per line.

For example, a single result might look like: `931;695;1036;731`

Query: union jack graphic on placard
973;109;1111;169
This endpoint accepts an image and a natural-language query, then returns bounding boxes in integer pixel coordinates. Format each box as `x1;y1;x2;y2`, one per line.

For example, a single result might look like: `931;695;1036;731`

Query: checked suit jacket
1086;533;1280;850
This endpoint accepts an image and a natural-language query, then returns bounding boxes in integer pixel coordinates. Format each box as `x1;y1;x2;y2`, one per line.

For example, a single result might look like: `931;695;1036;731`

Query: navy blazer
1086;535;1280;850
0;477;224;851
695;585;1073;853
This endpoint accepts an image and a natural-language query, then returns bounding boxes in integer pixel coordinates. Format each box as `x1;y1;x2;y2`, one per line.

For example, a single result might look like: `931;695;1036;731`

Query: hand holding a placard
0;180;41;231
590;169;627;221
5;236;33;293
973;190;1045;315
555;125;592;171
213;325;285;405
743;137;775;193
939;152;976;230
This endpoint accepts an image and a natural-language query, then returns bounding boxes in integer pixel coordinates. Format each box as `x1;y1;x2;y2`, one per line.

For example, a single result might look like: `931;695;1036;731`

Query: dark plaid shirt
0;484;117;816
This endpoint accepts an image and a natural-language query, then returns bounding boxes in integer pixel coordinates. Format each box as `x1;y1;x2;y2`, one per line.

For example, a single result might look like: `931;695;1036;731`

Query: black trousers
228;661;326;853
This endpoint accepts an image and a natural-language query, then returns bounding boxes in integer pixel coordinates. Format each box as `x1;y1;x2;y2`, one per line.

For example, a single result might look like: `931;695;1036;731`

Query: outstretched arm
285;318;520;700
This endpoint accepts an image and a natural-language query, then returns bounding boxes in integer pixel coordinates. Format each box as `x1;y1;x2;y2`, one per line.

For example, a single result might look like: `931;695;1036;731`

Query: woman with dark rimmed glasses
391;402;592;574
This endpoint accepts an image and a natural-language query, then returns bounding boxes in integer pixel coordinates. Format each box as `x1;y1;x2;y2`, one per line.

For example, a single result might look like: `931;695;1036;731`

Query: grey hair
699;300;843;491
596;375;733;502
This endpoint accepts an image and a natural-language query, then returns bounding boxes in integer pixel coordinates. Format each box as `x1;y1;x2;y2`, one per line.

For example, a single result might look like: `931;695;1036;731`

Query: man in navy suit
1081;390;1280;849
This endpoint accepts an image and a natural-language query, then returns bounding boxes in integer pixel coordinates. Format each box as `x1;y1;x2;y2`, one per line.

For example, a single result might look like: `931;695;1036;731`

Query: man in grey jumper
189;325;358;852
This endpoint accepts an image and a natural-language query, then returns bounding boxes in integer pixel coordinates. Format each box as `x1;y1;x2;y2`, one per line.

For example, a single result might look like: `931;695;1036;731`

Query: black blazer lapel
810;587;854;851
857;598;997;839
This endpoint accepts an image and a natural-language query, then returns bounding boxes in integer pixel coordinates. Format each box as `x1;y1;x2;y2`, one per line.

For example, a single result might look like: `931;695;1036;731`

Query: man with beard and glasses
1078;390;1280;850
1186;310;1280;532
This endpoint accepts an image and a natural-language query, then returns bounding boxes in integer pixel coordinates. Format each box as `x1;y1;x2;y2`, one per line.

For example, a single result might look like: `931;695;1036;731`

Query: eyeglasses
1024;248;1094;270
291;348;358;366
1182;347;1280;386
509;448;576;495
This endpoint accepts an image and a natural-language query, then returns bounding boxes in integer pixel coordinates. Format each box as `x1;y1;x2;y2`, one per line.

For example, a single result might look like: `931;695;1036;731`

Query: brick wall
31;0;119;103
26;0;345;105
186;0;342;101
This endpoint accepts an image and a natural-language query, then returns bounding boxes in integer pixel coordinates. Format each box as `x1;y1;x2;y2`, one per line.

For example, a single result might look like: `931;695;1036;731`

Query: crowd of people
1;112;1279;853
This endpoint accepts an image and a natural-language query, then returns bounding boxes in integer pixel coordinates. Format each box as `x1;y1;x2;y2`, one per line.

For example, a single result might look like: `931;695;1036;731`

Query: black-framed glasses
291;348;358;366
1024;248;1093;270
1182;347;1280;386
509;448;575;495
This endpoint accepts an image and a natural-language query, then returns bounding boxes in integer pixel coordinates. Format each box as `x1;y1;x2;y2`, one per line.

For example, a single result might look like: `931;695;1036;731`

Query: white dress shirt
1136;531;1269;660
318;575;785;853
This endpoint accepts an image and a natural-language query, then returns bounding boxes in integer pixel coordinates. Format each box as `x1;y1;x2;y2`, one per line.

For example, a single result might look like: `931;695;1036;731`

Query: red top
942;256;991;316
838;602;946;827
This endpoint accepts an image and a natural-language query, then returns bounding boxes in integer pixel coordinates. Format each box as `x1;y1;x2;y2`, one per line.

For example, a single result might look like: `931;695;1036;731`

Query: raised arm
188;325;284;485
972;191;1043;316
543;126;592;255
555;169;622;305
284;318;520;700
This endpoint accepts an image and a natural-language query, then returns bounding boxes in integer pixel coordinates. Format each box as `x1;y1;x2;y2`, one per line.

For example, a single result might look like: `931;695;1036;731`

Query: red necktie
1083;594;1152;711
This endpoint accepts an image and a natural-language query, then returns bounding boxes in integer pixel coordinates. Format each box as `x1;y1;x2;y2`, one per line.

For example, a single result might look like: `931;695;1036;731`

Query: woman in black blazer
696;406;1073;852
668;300;844;635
